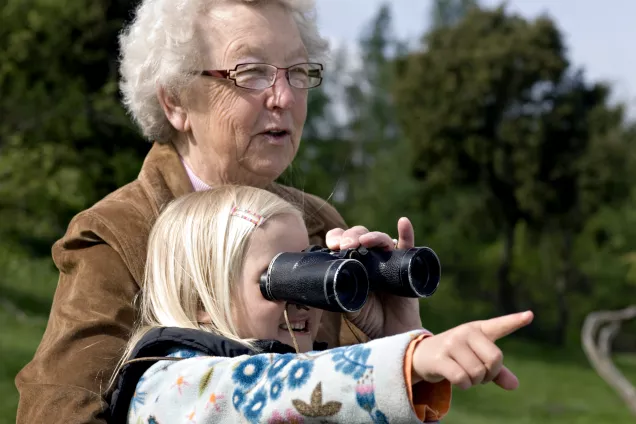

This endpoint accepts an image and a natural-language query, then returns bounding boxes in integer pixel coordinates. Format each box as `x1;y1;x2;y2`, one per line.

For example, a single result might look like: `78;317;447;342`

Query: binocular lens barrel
328;260;369;312
260;252;369;313
402;247;441;297
356;246;441;298
259;246;441;313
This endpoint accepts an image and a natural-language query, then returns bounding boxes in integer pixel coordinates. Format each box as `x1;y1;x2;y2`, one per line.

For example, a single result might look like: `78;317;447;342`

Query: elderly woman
14;1;424;423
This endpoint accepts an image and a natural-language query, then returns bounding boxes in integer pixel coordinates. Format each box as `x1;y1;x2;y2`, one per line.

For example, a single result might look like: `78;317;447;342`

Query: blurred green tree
393;5;632;343
333;3;421;233
0;0;146;254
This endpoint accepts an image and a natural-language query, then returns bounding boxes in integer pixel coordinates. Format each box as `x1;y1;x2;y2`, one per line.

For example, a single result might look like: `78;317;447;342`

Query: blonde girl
107;185;532;424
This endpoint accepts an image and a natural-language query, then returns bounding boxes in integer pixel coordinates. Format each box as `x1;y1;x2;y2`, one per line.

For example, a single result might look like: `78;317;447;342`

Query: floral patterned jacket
125;330;451;424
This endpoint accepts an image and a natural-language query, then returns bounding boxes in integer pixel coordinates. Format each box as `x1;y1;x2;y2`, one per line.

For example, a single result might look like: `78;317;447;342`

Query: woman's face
179;3;309;187
233;213;323;353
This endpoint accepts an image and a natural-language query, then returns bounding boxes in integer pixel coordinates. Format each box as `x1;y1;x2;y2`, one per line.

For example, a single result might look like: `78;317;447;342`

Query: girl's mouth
279;320;308;333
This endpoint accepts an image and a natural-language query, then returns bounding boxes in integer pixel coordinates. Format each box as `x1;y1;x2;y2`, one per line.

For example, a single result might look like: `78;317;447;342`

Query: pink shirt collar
180;156;212;192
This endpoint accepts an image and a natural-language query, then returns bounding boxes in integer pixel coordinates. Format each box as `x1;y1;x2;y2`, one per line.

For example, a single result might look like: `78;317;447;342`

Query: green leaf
198;367;214;396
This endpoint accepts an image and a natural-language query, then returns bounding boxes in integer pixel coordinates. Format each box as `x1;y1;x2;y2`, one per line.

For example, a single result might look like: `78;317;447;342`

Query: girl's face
233;213;323;352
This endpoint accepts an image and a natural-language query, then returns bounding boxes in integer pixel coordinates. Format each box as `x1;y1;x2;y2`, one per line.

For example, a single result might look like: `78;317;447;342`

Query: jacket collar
137;142;194;217
132;327;328;359
136;141;325;236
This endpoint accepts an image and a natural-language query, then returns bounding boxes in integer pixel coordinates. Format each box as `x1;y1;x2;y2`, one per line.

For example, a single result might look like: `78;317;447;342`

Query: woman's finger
396;217;415;250
449;344;487;386
325;228;345;250
339;225;370;249
358;232;395;250
467;331;504;384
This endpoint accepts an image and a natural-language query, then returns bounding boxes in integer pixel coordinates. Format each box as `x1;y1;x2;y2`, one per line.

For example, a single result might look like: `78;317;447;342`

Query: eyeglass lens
233;63;322;89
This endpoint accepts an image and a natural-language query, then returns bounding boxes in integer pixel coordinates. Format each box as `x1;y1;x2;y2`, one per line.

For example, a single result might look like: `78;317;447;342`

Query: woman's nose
266;69;297;110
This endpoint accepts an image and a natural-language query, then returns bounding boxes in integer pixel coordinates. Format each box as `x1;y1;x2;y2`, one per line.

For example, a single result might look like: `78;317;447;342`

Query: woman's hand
325;217;423;339
412;311;534;390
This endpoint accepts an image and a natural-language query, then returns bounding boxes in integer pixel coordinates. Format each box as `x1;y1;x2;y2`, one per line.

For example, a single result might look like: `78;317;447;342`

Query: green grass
1;247;636;423
0;311;48;424
442;339;636;423
0;244;56;424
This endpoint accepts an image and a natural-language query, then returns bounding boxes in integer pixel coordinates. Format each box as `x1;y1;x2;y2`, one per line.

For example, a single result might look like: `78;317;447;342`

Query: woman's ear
197;310;212;324
157;86;191;132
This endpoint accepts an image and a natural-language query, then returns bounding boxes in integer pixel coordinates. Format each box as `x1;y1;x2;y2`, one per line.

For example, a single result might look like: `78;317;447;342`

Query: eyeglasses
200;62;323;90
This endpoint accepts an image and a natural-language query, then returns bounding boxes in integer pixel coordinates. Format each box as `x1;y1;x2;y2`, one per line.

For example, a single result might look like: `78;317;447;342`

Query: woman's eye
290;67;308;76
238;70;262;78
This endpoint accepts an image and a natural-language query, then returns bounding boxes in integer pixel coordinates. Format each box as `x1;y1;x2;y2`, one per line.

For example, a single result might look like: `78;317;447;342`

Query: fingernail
341;237;354;247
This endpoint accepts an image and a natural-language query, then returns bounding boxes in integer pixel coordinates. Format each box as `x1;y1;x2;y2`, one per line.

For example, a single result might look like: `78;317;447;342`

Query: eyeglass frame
199;62;324;90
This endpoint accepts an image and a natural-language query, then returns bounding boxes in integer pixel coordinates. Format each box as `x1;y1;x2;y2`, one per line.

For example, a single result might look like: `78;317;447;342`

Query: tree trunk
582;306;636;416
497;221;517;315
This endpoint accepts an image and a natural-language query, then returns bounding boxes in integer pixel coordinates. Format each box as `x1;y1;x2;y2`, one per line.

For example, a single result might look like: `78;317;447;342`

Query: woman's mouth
262;130;290;145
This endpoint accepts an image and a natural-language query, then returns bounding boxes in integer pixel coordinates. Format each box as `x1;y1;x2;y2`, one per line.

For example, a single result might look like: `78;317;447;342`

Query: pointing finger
479;311;534;341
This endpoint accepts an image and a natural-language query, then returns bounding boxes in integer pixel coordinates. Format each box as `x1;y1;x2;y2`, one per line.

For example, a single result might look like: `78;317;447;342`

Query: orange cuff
403;333;452;421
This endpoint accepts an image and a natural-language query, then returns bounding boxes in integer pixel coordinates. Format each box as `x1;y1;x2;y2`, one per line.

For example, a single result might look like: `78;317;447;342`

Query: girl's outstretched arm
128;330;451;423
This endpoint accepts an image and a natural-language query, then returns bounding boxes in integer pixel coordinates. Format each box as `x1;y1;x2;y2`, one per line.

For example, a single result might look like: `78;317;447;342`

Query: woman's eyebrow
285;46;309;61
230;45;308;63
230;44;264;61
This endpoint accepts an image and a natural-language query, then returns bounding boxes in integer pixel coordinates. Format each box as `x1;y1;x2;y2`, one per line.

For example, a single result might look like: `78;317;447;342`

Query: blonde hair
109;185;304;390
118;0;329;143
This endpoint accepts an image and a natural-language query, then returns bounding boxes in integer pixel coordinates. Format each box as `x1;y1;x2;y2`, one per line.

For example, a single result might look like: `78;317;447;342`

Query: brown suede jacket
15;142;368;424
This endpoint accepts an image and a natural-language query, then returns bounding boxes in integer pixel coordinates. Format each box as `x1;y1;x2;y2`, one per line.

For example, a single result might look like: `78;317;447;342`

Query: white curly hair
118;0;329;143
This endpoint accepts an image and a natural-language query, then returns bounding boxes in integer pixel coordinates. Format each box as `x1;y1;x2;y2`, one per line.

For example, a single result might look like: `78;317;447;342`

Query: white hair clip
230;205;264;227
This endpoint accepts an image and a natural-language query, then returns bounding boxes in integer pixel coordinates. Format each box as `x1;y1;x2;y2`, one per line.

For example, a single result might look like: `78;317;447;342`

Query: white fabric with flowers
127;330;437;423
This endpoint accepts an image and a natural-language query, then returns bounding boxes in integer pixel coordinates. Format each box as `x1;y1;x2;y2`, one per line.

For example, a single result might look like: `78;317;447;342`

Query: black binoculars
259;245;441;313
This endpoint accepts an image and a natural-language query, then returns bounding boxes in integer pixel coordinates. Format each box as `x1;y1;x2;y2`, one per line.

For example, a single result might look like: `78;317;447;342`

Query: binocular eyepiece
259;245;441;313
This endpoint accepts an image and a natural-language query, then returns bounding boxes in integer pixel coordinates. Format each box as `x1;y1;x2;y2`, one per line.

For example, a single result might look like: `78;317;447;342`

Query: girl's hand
411;311;534;390
325;217;422;339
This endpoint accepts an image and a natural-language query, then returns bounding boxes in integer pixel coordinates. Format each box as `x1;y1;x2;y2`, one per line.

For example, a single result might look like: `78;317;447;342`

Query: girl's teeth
279;321;307;331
